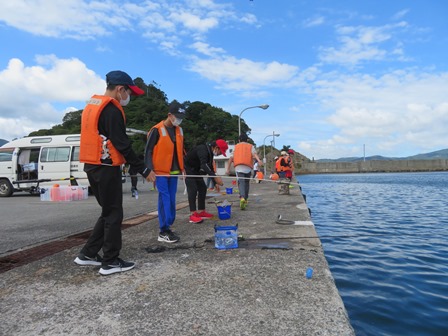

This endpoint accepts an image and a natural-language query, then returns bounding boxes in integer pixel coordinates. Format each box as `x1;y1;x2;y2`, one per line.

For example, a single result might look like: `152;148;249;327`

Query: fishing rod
126;173;302;187
13;176;89;185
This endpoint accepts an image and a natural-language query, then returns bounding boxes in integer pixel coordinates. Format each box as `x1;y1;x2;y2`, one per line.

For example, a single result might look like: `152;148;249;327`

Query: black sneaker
158;229;179;243
131;187;138;197
74;253;103;266
99;258;135;276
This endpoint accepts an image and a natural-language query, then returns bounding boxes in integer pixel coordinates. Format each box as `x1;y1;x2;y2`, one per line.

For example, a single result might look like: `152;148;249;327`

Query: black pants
129;166;138;189
81;165;123;264
185;176;207;212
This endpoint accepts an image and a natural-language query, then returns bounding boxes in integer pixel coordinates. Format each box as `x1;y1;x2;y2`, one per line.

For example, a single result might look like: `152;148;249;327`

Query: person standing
206;160;218;191
226;133;262;210
74;70;149;276
129;165;139;197
144;102;185;243
184;140;227;223
273;155;280;176
252;160;259;179
287;149;297;184
129;155;144;198
280;150;293;180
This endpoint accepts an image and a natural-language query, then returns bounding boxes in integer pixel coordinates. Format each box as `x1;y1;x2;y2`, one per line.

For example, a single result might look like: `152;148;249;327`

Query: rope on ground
275;214;296;225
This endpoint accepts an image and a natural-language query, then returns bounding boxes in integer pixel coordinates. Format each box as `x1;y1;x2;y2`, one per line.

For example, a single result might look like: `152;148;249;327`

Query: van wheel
0;179;14;197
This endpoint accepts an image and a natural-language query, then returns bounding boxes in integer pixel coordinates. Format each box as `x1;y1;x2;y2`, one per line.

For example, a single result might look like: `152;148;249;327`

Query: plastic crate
214;225;238;249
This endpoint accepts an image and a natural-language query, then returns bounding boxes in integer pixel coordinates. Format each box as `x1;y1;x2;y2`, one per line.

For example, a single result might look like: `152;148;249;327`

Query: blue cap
106;70;144;96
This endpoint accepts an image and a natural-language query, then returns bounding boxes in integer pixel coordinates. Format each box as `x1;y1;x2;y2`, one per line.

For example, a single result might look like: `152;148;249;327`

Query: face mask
119;90;130;106
172;116;182;126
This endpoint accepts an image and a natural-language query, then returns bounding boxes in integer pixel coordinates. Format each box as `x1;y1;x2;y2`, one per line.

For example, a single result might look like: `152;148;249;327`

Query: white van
0;134;87;197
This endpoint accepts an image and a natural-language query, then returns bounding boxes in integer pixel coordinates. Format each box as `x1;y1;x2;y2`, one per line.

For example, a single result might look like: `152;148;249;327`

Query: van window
65;135;80;142
40;147;70;162
30;148;40;162
71;146;80;161
216;161;225;169
0;148;14;162
31;137;52;144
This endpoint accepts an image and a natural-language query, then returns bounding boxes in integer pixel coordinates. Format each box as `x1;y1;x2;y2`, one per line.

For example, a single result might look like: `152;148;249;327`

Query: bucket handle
214;223;239;231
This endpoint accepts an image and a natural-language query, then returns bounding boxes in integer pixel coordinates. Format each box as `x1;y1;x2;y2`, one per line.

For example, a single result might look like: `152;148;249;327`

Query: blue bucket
214;225;238;249
217;205;231;220
225;187;233;194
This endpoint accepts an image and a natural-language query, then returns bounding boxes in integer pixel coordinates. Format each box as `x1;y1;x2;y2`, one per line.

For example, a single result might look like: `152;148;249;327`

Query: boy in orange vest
226;133;263;210
75;70;149;276
144;102;186;243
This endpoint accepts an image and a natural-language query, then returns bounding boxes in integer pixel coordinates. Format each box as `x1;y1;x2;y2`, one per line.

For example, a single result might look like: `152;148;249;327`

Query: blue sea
298;172;448;336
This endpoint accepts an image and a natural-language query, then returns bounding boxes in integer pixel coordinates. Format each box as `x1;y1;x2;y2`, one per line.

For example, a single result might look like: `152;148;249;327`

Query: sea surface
298;172;448;336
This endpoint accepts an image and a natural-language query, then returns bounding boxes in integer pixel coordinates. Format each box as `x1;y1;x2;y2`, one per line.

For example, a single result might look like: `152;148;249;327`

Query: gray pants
237;172;251;200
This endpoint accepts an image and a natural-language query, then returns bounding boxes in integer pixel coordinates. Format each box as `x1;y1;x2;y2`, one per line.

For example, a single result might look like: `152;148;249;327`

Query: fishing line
127;173;302;187
244;231;447;241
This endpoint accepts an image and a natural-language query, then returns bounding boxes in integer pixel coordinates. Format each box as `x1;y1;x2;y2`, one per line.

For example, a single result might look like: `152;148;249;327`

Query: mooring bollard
278;179;290;195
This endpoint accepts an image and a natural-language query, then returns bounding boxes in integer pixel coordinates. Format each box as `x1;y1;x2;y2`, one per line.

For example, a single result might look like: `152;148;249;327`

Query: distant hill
0;139;8;147
317;148;448;162
406;149;448;160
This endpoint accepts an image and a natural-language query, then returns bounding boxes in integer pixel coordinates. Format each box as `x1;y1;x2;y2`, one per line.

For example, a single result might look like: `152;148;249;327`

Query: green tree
27;77;252;155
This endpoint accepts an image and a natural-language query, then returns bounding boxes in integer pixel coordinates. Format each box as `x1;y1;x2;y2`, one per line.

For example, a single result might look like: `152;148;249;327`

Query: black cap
168;102;186;119
239;133;248;142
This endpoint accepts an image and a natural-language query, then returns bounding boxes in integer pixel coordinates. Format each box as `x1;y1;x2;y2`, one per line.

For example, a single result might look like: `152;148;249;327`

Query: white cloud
303;16;325;28
240;13;258;25
0;0;128;40
190;42;225;57
0;56;105;140
170;12;218;33
392;9;409;20
319;22;409;66
297;69;448;158
188;55;299;91
0;0;258;55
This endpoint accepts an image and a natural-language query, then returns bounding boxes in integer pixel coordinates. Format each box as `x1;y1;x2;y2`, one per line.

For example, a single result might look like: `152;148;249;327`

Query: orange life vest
79;95;126;166
275;158;282;172
233;142;253;168
277;156;292;172
149;121;184;175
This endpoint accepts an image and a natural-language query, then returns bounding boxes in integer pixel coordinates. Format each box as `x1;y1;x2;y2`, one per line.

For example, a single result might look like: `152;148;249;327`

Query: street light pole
238;104;269;137
263;133;280;176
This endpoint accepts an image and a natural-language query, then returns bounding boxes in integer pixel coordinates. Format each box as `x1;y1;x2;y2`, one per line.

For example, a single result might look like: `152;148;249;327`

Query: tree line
29;78;257;155
28;77;305;169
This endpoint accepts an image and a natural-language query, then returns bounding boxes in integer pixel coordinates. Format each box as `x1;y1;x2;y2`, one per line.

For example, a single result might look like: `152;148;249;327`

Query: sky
1;0;447;159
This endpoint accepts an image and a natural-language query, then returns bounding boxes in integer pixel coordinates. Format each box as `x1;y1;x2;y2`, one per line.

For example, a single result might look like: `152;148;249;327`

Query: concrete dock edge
0;180;355;335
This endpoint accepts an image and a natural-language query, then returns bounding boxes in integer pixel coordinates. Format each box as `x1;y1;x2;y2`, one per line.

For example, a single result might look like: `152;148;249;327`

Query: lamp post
263;133;280;176
238;104;269;137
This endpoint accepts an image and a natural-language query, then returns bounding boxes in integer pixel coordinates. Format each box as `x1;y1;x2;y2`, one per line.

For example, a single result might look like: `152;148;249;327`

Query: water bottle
306;267;313;279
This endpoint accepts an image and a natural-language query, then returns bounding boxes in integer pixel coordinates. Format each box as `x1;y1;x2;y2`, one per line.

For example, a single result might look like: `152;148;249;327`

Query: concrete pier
0;180;355;335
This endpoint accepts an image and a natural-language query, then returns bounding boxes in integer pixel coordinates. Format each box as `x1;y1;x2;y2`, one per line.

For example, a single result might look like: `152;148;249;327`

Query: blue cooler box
214;225;238;249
